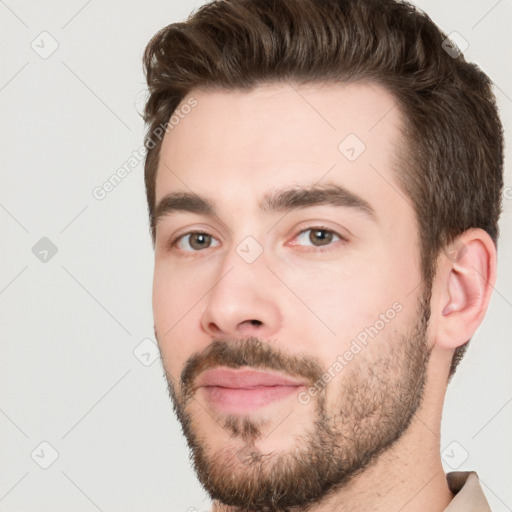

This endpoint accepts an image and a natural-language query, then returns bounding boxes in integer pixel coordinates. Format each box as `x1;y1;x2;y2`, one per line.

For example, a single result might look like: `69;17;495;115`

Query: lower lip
200;385;302;413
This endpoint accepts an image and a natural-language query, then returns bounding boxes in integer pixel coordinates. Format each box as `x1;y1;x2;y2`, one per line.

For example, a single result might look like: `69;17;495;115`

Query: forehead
155;81;410;224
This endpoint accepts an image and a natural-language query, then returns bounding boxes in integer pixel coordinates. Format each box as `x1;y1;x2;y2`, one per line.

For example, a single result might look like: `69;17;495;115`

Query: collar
444;472;491;511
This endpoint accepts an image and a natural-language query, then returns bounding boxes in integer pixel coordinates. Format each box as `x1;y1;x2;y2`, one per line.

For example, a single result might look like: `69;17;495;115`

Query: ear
431;228;497;350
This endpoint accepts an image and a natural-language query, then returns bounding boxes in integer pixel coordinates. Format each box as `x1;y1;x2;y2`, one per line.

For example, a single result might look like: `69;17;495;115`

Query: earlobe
435;229;496;350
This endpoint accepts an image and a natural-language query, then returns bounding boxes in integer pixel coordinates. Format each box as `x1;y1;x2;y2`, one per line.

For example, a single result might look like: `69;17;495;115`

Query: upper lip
195;367;308;389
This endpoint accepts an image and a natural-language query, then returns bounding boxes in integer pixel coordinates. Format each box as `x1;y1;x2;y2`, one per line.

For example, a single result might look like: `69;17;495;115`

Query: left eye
293;228;342;247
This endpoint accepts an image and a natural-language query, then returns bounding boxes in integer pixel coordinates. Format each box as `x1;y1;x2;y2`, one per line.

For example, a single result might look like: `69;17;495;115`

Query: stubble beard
163;292;432;512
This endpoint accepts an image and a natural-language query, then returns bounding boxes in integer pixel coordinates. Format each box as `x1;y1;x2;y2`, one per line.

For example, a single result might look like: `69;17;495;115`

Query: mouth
194;367;308;414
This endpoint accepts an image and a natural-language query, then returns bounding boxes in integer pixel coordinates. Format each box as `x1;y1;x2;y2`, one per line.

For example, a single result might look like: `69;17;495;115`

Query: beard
161;290;432;512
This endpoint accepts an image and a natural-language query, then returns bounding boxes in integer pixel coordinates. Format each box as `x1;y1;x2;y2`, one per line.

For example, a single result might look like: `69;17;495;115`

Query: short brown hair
142;0;504;377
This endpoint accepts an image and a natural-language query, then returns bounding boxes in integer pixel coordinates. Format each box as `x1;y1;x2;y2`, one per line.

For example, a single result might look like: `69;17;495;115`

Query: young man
142;0;504;510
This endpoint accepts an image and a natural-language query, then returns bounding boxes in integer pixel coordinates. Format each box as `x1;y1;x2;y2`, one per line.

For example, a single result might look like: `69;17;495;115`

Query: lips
195;368;307;413
196;368;307;389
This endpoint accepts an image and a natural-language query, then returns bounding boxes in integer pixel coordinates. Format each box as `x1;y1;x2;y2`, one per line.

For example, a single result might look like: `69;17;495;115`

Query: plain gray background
1;1;511;511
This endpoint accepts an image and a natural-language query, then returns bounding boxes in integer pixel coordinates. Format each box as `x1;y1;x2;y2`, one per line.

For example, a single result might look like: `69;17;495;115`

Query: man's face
152;83;433;510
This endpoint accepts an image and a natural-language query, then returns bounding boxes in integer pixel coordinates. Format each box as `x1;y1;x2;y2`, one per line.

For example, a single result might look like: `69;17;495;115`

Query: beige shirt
444;472;491;511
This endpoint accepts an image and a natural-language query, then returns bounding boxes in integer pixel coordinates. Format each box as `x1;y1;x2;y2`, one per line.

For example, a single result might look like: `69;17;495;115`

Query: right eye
171;231;220;253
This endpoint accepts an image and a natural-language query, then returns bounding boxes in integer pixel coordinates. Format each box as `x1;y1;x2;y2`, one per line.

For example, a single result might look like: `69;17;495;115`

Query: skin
152;82;496;511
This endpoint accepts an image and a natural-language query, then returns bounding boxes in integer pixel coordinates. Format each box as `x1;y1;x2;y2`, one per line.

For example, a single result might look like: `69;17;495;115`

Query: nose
200;247;282;341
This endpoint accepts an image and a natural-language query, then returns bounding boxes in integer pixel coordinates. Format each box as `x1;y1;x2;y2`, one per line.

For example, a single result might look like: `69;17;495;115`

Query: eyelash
168;226;346;257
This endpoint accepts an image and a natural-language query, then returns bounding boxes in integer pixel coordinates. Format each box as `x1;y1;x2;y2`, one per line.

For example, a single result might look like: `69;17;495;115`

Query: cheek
276;255;392;335
153;263;186;324
153;259;219;321
152;263;208;376
272;247;411;369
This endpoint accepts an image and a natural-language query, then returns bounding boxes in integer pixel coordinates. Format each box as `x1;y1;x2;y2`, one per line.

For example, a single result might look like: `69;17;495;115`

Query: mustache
180;337;324;398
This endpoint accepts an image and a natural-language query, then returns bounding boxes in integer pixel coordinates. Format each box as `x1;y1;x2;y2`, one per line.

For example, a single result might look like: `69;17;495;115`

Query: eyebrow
154;183;377;227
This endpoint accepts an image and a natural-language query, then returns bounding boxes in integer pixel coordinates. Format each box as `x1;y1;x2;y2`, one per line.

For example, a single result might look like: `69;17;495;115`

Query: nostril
208;322;221;333
249;319;262;326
